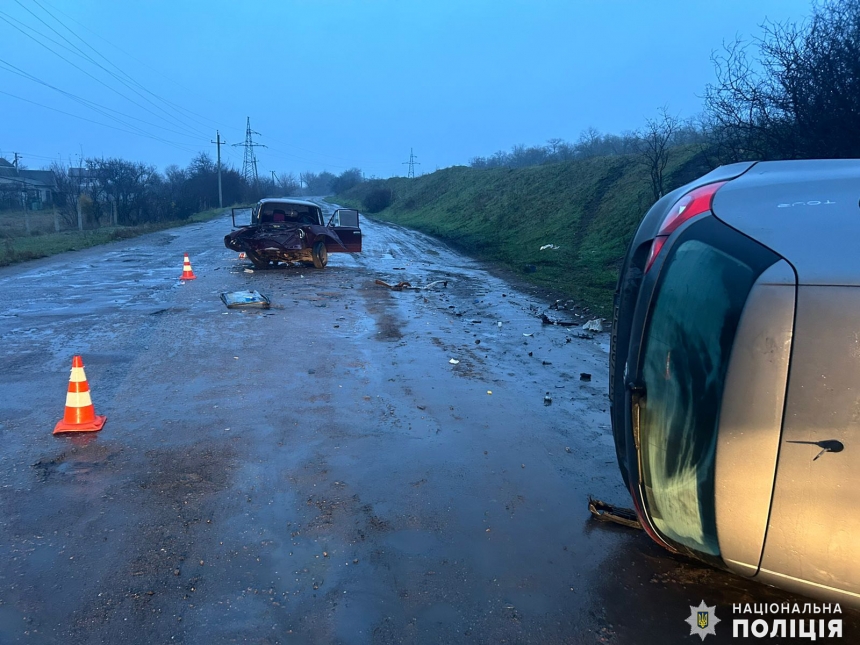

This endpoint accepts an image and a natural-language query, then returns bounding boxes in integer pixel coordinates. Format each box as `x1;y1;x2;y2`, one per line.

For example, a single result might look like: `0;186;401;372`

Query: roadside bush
363;187;393;213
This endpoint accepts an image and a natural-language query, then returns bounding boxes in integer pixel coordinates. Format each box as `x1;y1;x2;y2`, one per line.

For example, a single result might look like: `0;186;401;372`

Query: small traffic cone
54;356;107;434
180;253;197;280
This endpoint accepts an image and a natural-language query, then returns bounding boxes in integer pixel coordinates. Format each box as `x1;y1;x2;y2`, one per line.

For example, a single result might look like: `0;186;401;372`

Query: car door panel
327;209;362;253
714;261;795;577
759;286;860;603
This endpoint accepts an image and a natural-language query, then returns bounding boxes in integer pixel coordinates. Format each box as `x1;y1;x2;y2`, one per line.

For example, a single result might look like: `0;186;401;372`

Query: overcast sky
1;0;813;178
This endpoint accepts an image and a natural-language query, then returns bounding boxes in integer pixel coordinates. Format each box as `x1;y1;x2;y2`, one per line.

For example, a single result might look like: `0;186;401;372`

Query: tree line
46;153;365;229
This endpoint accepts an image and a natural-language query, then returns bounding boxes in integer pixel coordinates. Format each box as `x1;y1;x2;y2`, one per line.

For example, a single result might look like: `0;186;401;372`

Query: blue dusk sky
0;0;814;177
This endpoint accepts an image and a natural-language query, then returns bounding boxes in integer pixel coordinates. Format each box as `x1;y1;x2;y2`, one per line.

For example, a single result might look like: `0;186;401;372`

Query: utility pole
233;117;266;187
211;131;226;208
403;148;420;178
13;153;31;233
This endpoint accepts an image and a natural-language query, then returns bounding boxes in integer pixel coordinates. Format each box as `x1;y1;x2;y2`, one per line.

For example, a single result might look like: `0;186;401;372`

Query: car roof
258;198;319;208
711;159;860;286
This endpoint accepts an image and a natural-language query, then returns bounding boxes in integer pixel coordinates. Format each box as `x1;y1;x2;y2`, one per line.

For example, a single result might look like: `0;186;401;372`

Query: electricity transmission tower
233;117;266;185
403;148;420;178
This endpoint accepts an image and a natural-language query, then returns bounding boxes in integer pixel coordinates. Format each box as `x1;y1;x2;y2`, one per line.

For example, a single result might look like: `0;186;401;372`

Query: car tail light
644;181;727;273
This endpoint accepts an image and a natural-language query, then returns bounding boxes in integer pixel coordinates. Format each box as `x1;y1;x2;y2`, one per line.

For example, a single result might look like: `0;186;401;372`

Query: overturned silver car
225;199;362;269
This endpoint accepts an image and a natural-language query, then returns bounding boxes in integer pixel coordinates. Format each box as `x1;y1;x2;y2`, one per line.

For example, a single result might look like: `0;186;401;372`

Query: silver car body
610;159;860;607
714;161;860;605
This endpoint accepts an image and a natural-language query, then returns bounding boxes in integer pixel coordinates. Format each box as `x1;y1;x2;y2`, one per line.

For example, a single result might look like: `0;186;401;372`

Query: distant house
68;166;98;191
0;158;57;209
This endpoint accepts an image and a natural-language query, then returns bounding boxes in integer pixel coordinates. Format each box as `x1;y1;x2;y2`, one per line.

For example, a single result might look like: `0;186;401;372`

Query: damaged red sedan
225;199;362;269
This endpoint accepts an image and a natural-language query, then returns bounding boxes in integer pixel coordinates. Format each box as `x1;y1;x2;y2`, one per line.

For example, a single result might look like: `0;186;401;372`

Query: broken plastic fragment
583;318;603;332
375;279;412;291
449;359;460;365
587;496;642;530
540;313;577;327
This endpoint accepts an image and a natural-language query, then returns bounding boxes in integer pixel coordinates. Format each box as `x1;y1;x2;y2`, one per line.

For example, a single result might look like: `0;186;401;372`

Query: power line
0;89;200;154
0;58;207;143
2;3;388;174
16;0;211;139
26;0;218;140
0;9;209;142
38;0;245;137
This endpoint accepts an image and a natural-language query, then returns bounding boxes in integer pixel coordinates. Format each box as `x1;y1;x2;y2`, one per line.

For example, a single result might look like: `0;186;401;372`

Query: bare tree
637;106;681;202
87;157;159;225
576;126;603;158
703;38;784;161
275;172;300;196
703;0;860;162
546;138;564;156
50;161;85;228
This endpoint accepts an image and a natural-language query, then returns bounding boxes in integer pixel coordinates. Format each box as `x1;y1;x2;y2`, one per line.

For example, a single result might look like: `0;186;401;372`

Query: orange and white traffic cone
180;253;197;280
54;355;107;434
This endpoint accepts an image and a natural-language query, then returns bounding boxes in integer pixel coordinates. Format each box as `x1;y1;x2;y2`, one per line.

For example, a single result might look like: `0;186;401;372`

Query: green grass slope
336;147;708;316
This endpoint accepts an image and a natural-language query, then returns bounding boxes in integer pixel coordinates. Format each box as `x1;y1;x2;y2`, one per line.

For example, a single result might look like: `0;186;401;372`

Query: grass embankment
334;147;709;316
0;206;236;267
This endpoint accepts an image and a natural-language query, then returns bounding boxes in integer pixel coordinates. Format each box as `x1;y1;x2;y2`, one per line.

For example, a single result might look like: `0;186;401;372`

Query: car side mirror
231;207;252;228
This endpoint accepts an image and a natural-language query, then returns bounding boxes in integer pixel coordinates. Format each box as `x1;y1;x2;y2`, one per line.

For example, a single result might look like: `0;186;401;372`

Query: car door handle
787;439;844;461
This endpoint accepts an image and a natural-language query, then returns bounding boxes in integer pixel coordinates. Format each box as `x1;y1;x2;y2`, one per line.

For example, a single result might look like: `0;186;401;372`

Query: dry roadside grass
0;206;234;267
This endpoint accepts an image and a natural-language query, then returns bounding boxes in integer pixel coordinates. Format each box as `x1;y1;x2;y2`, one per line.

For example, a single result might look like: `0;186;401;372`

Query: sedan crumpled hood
225;224;345;253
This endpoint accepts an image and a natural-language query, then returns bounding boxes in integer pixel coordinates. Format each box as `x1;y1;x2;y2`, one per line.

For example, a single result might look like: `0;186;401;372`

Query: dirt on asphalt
0;205;856;644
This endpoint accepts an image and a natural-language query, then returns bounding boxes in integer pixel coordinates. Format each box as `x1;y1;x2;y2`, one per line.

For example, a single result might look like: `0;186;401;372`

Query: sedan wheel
247;251;273;269
312;241;328;269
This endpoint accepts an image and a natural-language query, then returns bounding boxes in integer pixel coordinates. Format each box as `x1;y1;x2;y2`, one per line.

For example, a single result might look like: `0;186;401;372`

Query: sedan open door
327;209;362;253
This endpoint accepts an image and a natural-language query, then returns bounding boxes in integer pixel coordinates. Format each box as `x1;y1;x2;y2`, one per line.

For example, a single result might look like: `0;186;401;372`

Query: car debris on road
220;290;271;309
375;279;449;291
582;319;603;332
541;313;578;327
587;497;642;530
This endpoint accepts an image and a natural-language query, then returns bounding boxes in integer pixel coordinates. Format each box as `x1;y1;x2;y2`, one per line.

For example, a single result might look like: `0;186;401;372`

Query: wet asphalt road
0;206;857;644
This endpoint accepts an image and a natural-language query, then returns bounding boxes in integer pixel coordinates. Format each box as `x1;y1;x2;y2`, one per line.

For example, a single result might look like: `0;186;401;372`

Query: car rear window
638;220;777;560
